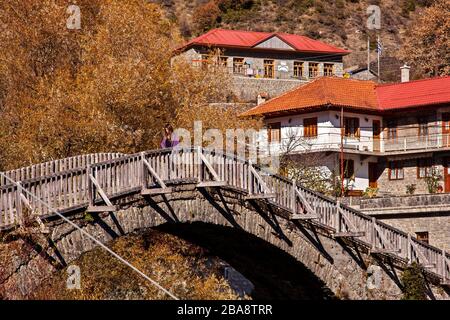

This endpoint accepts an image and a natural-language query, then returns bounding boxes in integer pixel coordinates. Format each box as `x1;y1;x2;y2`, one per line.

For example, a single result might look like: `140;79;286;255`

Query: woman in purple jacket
160;124;179;149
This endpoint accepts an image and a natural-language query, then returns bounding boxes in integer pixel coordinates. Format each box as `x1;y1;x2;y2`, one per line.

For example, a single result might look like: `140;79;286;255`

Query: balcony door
373;120;381;152
368;162;378;188
264;60;275;78
442;113;450;147
445;157;450;193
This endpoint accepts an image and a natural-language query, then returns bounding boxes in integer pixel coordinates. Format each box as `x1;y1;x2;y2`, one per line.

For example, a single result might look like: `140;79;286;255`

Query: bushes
401;262;427;300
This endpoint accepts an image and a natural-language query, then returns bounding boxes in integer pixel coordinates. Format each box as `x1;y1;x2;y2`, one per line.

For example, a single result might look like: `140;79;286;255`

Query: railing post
371;217;376;249
442;249;447;279
248;160;253;195
16;182;24;227
404;137;407;151
292;179;296;214
335;201;341;233
197;146;203;183
141;152;147;189
407;233;412;264
87;165;94;206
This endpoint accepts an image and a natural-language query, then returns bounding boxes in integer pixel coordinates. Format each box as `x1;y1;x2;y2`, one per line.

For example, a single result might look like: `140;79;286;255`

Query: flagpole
377;34;381;82
367;35;370;80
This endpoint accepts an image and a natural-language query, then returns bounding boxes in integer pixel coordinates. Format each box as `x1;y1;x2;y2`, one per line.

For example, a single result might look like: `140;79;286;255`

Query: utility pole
340;106;344;196
367;35;370;80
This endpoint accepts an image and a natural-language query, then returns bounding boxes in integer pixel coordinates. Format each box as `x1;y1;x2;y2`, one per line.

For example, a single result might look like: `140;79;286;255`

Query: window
293;61;304;78
218;56;228;67
344;117;360;138
324;63;334;76
201;54;210;69
387;120;397;140
417;158;433;178
264;60;275;78
340;159;355;179
416;231;429;244
309;62;319;78
303;117;318;138
268;122;281;144
233;58;244;74
388;161;404;180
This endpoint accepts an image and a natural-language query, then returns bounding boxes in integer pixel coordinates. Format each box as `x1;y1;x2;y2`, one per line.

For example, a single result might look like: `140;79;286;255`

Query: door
373;120;381;152
445;157;450;193
264;60;275;78
368;162;378;188
442;113;450;147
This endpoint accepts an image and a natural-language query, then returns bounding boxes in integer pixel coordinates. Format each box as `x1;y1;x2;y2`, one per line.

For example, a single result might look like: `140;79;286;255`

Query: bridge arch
0;148;449;299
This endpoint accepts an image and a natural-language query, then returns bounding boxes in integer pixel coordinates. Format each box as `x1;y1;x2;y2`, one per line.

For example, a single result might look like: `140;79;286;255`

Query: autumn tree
0;1;258;171
192;1;221;34
400;0;450;76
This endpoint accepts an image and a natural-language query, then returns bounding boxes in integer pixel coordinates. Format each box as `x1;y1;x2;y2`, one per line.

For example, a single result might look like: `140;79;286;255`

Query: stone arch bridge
0;148;449;299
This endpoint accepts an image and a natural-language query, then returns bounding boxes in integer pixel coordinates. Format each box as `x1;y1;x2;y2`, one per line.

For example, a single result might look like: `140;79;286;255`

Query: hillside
154;0;435;80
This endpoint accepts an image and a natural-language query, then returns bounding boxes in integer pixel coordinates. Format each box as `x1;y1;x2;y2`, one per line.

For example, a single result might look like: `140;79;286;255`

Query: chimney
257;92;269;105
400;64;410;83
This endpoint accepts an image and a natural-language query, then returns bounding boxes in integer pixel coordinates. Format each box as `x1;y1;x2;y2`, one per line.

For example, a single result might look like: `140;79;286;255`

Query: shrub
424;166;442;194
401;262;427;300
363;187;378;198
406;184;416;195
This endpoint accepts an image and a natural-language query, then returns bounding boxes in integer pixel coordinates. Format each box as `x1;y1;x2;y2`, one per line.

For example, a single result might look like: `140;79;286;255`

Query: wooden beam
142;158;167;189
20;192;49;233
86;205;117;213
196;181;228;188
294;187;317;217
245;193;276;200
335;231;366;238
370;248;401;254
141;187;173;195
291;214;319;220
198;152;221;182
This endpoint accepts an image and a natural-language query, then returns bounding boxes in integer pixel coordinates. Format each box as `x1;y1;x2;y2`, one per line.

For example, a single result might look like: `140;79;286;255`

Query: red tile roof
177;29;350;55
376;76;450;110
241;76;450;117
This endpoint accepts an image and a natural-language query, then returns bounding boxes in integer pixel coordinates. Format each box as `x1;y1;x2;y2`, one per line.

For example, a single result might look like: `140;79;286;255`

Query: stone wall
232;76;305;102
376;156;445;195
0;184;448;300
359;193;450;251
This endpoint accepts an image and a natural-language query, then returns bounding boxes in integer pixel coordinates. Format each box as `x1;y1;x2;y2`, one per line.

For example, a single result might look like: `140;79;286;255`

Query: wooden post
16;182;24;227
442;249;446;279
292;179;296;214
335;201;341;233
371;217;376;249
141;152;147;189
407;234;412;264
87;165;94;207
197;147;203;183
407;233;412;264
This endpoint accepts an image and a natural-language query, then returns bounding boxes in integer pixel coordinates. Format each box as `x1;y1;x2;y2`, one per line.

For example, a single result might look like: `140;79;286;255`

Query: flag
376;39;384;55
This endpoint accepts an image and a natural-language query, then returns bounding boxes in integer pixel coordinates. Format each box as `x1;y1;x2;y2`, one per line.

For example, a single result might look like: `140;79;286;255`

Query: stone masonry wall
0;184;448;300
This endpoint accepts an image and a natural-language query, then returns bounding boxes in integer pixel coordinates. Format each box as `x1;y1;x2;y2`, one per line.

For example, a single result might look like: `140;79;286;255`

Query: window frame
268;122;281;144
324;63;334;76
417;158;433;179
388;161;404;180
303;117;318;138
308;62;319;78
415;231;429;244
340;159;355;180
386;120;397;140
233;57;244;74
344;117;360;138
264;59;275;78
293;61;304;78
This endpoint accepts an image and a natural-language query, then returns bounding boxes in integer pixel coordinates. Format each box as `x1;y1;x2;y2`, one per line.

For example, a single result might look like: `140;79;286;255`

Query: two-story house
241;71;450;196
173;28;350;101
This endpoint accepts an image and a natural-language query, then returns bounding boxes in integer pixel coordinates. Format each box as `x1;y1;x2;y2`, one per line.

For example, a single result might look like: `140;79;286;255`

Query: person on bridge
160;124;179;149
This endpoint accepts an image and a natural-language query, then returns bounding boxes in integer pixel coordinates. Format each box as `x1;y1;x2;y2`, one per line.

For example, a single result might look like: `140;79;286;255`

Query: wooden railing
0;153;123;187
0;147;449;284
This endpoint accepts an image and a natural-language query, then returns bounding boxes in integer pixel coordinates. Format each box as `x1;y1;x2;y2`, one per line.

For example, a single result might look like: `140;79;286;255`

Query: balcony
261;132;450;156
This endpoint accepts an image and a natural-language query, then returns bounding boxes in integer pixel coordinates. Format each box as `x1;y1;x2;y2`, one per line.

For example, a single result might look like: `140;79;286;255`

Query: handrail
0;152;123;186
0;147;448;283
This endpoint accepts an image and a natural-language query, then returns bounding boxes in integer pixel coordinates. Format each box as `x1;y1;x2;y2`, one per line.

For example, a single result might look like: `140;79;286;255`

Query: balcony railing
259;132;450;155
190;63;338;81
